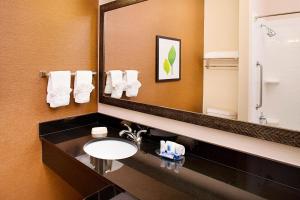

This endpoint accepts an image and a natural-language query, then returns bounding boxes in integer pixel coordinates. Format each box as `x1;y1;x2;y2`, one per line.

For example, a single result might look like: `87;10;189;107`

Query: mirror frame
99;0;300;147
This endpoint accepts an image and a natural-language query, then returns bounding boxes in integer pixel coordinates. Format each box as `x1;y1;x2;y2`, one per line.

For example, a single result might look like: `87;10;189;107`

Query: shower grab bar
255;11;300;20
256;62;263;110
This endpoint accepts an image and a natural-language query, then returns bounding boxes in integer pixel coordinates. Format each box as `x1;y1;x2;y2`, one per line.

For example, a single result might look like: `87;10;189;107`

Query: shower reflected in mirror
260;24;277;37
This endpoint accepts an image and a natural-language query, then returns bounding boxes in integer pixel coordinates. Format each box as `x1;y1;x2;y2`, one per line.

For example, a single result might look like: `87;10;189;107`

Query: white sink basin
83;138;137;160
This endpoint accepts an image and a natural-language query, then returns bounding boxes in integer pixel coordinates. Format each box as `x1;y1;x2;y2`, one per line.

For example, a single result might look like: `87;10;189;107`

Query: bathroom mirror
103;0;204;113
99;0;300;147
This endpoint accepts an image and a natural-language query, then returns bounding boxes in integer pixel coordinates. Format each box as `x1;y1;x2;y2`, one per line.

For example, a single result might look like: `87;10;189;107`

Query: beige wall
254;0;300;15
238;0;251;121
0;0;98;199
204;0;239;53
105;0;204;113
203;0;239;114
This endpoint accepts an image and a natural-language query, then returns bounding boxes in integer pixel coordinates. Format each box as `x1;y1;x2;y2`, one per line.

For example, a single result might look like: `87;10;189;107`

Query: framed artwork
156;35;181;82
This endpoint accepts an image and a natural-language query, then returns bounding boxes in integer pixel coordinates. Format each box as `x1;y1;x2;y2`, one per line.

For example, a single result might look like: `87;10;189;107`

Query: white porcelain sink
83;138;137;160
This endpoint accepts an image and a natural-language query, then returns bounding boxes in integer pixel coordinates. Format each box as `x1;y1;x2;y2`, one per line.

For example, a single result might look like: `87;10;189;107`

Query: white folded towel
124;70;141;97
47;71;72;108
104;72;112;94
74;70;95;104
206;107;237;120
204;51;239;59
110;70;125;99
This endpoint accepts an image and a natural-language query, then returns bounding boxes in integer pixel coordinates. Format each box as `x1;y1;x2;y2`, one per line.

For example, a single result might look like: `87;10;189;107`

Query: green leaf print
163;59;171;75
168;46;176;66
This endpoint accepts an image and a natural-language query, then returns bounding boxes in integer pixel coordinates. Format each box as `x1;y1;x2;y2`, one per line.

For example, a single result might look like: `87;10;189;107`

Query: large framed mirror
99;0;300;147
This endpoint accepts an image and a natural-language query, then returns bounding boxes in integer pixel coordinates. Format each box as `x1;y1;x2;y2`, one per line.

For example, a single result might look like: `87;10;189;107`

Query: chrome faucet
259;112;268;125
119;121;147;143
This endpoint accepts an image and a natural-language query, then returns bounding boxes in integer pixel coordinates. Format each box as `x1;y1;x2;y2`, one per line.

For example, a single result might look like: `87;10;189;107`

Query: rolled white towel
47;71;72;108
104;72;112;94
126;80;141;97
74;71;95;104
110;70;125;99
124;70;141;97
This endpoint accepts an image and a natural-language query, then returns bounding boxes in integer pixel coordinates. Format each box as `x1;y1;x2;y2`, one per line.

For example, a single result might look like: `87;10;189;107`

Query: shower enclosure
250;12;300;131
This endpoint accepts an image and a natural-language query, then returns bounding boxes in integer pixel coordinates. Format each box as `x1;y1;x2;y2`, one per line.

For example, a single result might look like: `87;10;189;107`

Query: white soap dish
91;127;108;138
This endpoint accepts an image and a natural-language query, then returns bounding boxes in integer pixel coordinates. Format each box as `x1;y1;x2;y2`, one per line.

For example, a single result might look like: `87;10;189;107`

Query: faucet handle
136;129;147;137
121;120;132;132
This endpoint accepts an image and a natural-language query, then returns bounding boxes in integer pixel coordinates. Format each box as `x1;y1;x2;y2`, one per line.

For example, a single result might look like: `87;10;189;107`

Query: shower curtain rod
255;11;300;20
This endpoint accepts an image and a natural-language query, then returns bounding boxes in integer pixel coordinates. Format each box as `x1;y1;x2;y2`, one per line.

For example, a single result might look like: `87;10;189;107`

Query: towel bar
39;71;97;78
105;71;140;74
204;65;239;69
204;57;239;69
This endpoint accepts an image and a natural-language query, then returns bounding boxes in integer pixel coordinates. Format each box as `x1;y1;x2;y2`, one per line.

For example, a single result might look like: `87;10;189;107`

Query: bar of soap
91;127;108;138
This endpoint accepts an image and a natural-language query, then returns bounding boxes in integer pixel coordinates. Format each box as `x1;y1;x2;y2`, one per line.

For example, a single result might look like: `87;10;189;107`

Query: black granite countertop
40;113;300;200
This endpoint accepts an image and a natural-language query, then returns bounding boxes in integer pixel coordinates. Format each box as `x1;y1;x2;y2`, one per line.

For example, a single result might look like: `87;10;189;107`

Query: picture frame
156;35;181;82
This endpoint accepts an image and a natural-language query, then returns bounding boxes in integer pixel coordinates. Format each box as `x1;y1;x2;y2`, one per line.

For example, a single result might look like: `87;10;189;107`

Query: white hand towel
124;70;141;97
74;70;95;104
104;72;112;94
47;71;72;108
204;51;239;59
110;70;125;99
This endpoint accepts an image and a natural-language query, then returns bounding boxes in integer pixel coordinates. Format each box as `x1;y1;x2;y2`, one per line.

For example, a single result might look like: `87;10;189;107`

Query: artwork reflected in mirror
102;0;300;132
156;36;181;82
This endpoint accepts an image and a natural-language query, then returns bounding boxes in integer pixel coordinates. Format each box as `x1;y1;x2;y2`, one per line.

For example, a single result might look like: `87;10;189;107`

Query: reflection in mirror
90;157;124;175
76;153;124;175
102;0;300;132
104;0;204;113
